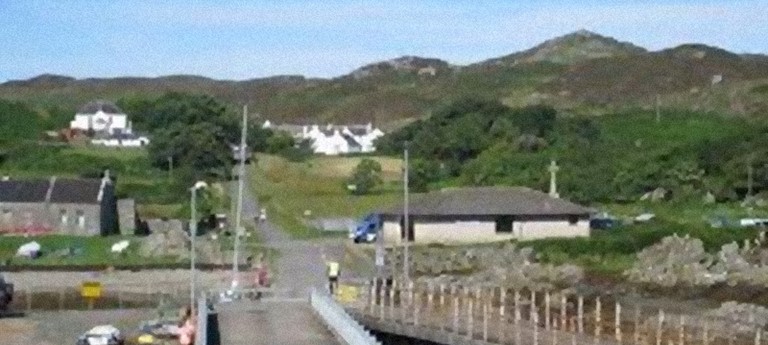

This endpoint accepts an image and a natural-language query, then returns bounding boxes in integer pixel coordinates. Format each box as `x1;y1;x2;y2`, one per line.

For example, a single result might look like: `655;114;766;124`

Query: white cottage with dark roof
70;100;131;135
379;187;593;245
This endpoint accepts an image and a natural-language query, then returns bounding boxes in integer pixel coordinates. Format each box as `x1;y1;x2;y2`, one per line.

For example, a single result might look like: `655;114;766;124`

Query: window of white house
568;215;579;225
60;209;68;225
496;216;514;233
76;210;85;229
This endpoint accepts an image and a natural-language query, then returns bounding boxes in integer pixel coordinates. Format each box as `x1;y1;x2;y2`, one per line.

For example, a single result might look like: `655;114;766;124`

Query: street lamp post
190;181;208;309
403;143;410;282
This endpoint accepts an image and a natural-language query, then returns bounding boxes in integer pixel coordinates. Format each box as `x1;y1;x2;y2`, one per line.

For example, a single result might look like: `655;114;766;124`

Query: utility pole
403;143;410;282
232;105;248;289
168;156;173;180
748;155;755;198
655;94;661;123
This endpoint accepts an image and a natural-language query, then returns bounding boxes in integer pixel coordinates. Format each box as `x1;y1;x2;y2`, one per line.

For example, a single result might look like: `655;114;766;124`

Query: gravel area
0;309;153;345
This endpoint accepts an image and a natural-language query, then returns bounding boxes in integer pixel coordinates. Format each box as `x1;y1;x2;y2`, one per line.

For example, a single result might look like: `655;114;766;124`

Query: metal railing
310;287;381;345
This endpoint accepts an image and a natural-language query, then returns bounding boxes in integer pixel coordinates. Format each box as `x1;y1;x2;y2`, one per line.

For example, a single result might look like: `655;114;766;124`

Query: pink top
178;319;195;345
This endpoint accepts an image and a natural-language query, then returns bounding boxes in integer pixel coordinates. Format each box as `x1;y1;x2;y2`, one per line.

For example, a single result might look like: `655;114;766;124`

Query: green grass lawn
0;235;180;266
249;154;403;239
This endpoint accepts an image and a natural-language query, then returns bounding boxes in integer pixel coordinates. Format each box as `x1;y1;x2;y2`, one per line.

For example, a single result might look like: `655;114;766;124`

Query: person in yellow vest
326;259;340;295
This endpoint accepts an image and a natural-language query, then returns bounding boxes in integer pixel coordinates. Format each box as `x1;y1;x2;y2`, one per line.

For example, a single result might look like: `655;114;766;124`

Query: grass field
0;235;180;266
250;154;403;239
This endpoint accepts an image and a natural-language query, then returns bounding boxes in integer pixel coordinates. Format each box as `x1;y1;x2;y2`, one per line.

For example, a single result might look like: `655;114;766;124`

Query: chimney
366;122;373;133
302;125;308;137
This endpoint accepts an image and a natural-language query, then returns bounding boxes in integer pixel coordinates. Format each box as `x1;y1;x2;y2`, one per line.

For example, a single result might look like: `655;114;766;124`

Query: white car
76;325;124;345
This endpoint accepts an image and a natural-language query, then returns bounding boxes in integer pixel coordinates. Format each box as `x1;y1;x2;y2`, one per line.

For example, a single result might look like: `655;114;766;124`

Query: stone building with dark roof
378;186;593;245
0;175;118;236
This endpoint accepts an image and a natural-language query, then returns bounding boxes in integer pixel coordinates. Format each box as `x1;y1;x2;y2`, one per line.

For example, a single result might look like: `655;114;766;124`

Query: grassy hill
2;31;768;124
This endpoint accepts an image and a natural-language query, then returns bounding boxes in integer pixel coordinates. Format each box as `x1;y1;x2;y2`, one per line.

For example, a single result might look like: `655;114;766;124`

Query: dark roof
0;177;106;204
342;134;361;148
380;187;593;217
49;178;103;204
0;180;49;202
77;100;123;115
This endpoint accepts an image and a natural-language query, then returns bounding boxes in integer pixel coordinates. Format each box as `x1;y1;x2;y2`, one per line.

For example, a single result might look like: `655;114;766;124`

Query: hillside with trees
376;98;768;204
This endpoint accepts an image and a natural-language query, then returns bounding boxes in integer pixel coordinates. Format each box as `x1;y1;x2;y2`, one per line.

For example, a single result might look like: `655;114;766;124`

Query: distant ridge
2;30;768;122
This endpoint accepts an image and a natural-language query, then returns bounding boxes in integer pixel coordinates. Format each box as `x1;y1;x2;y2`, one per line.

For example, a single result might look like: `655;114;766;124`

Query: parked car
76;325;124;345
352;213;381;243
0;273;13;313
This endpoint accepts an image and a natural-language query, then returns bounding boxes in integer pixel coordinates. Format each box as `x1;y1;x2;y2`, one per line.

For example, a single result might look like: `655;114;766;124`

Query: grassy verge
0;235;179;266
249;154;402;239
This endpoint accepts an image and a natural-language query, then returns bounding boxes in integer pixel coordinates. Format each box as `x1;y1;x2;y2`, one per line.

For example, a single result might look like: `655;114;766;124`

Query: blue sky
1;0;766;82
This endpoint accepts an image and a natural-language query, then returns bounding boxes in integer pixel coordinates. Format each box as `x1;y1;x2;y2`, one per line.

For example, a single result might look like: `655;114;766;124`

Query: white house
378;187;593;246
70;100;150;148
263;121;385;155
70;100;131;135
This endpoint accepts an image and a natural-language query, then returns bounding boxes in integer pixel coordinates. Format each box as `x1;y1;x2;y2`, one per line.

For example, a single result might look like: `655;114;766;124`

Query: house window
60;209;68;225
76;210;85;229
496;216;513;233
568;215;579;226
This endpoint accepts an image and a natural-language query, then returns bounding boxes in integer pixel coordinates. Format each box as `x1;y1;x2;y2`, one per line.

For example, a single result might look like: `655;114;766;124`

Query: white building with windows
69;100;150;148
262;121;385;155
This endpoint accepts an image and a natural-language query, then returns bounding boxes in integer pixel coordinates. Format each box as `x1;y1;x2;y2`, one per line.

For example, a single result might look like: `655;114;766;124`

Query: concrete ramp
217;299;339;345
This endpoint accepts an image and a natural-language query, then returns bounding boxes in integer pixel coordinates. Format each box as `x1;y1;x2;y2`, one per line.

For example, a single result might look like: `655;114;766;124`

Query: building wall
0;202;103;236
381;215;589;245
51;203;102;236
513;218;590;240
413;219;513;244
117;199;136;236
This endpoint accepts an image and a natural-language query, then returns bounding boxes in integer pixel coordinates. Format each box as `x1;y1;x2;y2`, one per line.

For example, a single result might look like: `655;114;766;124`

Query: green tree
347;159;383;195
148;122;232;180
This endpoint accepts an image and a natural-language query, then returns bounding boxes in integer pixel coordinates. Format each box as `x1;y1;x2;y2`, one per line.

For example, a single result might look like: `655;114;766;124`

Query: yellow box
336;285;359;303
81;281;102;299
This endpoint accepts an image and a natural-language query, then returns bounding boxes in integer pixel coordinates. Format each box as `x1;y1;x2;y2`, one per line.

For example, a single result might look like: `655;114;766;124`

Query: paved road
219;167;347;344
217;300;338;345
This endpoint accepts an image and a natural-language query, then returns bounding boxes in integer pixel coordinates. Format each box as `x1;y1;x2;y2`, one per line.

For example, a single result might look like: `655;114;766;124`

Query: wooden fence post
483;295;489;342
595;297;602;338
499;287;507;343
408;280;415;320
453;286;459;335
468;288;475;340
561;293;568;331
578;295;584;334
545;290;552;330
616;301;622;343
514;289;521;324
400;280;407;324
534;310;540;345
379;280;385;321
634;306;640;345
413;283;420;327
389;279;396;321
656;310;665;345
678;315;685;345
426;283;433;329
369;279;376;314
531;289;537;322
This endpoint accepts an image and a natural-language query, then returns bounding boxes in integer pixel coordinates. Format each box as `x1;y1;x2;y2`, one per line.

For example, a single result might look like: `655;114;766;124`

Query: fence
342;279;766;345
311;287;382;345
6;282;195;312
